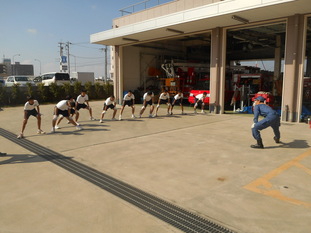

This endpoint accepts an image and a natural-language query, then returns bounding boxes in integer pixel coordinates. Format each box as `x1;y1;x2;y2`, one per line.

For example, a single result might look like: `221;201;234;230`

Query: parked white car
40;72;70;86
5;76;34;87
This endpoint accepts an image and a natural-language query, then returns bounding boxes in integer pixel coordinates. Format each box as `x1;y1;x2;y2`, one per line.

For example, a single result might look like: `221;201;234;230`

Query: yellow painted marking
244;149;311;209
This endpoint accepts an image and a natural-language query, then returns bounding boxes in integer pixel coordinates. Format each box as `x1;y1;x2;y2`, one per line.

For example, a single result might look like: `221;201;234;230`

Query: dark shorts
195;99;204;106
172;99;182;106
123;100;134;107
70;108;75;115
25;109;38;119
77;103;88;110
57;109;69;117
159;99;170;105
143;100;153;107
104;104;115;110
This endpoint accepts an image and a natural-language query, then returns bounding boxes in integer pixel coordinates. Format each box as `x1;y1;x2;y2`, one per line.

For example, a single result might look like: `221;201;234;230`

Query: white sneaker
131;114;136;118
139;115;142;118
37;129;46;134
201;110;206;114
111;118;117;121
76;126;83;130
119;115;122;120
99;119;103;123
17;133;24;139
90;117;95;121
153;114;157;117
51;127;55;133
55;125;61;129
67;120;71;124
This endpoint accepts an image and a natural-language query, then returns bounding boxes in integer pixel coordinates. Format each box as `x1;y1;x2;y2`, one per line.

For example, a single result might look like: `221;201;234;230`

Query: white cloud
27;28;38;35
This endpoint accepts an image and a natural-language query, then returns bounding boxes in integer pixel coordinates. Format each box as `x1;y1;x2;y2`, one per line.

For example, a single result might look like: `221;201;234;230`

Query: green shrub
25;83;34;97
37;83;50;102
94;82;103;99
73;81;82;96
63;82;74;97
0;85;7;106
49;83;63;100
10;84;20;105
104;82;113;96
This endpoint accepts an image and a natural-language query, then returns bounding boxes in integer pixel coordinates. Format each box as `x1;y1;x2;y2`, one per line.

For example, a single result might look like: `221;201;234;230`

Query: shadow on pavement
0;153;72;165
265;139;310;149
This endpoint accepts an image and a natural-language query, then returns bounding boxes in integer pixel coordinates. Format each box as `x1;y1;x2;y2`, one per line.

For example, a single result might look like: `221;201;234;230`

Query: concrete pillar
210;27;226;114
114;46;123;104
273;35;282;96
282;15;306;122
306;54;311;77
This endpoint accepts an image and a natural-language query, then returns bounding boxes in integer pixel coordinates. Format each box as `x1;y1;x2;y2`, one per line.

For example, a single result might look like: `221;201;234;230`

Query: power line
71;43;103;50
71;55;105;59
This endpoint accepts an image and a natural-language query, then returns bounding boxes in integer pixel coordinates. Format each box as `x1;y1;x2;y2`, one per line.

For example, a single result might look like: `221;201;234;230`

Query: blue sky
0;0;166;77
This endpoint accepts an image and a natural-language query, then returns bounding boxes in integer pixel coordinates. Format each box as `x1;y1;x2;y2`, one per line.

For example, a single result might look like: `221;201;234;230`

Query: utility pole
59;42;64;72
66;42;71;75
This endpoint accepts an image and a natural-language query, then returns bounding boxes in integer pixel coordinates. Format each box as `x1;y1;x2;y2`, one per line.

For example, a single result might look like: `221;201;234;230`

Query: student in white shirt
119;90;136;120
99;96;117;123
51;96;82;133
55;98;77;129
139;91;155;118
75;90;94;123
17;96;45;139
194;92;208;114
171;90;184;115
154;89;171;117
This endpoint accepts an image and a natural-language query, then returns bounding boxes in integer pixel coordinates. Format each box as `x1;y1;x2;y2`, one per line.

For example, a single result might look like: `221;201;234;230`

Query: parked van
5;76;35;87
41;72;70;86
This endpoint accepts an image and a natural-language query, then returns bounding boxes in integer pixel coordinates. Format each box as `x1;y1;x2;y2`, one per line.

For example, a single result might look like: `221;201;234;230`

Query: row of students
17;90;209;138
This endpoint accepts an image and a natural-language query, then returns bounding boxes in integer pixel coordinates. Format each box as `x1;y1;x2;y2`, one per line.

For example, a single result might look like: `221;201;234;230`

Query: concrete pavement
0;101;310;233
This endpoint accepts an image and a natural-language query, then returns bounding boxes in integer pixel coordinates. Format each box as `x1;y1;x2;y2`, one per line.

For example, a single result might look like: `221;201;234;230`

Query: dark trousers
252;116;280;140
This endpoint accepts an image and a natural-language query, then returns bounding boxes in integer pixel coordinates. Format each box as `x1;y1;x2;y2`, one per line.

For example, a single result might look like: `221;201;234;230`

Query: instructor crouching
251;96;281;149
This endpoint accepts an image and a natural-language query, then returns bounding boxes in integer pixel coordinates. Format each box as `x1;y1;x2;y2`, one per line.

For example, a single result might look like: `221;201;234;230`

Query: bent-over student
154;89;171;117
139;91;155;118
51;96;82;133
119;90;136;120
75;90;94;123
17;96;45;139
99;96;117;123
171;90;184;115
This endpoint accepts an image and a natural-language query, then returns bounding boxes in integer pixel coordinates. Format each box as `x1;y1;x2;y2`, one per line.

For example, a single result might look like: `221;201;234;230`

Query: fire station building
91;0;311;122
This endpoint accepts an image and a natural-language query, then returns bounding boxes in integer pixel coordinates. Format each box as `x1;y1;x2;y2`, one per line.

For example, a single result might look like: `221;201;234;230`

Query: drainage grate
0;128;237;233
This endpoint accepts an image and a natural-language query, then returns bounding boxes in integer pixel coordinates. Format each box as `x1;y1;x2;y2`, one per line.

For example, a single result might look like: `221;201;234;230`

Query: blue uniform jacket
253;104;278;123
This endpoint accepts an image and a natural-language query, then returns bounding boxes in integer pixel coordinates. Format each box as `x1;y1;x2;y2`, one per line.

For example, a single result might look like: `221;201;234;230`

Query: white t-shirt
105;98;115;106
174;93;183;100
143;92;154;102
76;94;89;104
123;93;135;101
56;100;69;111
24;100;39;110
196;93;207;101
159;93;170;100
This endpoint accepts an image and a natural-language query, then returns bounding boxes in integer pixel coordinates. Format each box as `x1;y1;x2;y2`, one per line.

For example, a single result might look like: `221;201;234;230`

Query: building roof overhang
90;0;311;46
